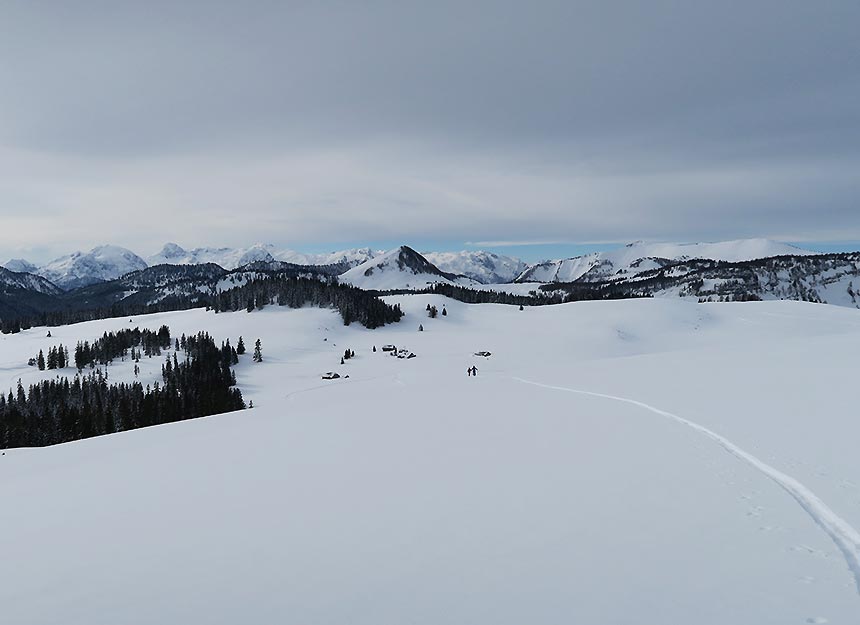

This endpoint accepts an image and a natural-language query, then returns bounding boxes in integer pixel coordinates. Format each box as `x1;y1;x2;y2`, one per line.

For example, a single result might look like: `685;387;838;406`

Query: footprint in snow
790;545;832;559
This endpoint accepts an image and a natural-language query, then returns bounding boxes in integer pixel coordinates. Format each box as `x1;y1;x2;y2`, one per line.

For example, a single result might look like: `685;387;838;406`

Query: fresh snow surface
518;238;817;283
0;297;859;623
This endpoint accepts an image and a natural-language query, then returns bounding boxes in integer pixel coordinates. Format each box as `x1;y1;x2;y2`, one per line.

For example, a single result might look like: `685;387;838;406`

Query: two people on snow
467;366;478;377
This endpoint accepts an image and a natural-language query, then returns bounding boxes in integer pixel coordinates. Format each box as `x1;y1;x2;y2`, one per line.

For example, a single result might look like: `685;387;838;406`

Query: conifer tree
253;339;262;362
237;336;246;355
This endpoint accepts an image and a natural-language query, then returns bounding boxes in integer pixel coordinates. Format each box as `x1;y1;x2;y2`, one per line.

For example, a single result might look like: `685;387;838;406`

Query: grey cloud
0;0;858;259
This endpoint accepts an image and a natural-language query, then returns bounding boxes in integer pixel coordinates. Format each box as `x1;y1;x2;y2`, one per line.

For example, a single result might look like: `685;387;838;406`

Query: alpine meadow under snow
1;295;859;624
3;0;859;622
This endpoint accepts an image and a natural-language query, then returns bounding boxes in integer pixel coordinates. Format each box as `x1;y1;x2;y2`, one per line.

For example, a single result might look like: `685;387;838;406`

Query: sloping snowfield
1;297;859;624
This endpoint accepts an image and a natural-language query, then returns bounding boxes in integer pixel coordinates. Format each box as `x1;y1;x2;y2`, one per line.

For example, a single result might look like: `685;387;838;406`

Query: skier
472;366;478;376
467;367;472;377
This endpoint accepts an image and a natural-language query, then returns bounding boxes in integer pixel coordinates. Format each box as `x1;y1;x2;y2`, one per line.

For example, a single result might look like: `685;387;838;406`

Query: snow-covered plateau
1;296;859;624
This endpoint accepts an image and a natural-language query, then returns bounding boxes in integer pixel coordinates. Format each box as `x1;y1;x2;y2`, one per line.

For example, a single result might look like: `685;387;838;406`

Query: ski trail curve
512;376;860;597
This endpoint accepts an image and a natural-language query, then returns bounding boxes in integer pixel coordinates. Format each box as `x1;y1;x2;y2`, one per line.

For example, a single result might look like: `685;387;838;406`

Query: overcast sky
1;0;858;263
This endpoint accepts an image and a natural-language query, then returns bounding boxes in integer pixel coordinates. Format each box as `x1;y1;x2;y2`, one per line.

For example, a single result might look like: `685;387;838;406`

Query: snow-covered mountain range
0;238;830;296
0;266;63;295
36;245;149;290
516;238;815;283
147;243;382;271
423;250;528;284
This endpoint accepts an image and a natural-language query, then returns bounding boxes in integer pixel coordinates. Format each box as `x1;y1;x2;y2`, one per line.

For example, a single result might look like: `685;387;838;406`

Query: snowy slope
38;245;148;290
517;238;817;283
0;267;62;295
423;250;527;284
339;246;473;290
0;298;859;623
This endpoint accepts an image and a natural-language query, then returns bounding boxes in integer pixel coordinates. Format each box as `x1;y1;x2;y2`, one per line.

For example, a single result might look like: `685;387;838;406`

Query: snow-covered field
1;296;859;624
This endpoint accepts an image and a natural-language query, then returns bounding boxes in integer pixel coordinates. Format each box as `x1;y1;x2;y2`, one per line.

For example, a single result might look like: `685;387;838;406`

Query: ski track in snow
512;377;860;598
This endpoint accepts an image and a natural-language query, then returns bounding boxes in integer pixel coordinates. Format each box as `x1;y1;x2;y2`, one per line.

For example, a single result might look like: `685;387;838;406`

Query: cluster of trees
31;344;70;370
212;276;404;328
402;283;568;306
72;326;172;370
425;304;446;318
0;298;199;335
0;330;245;449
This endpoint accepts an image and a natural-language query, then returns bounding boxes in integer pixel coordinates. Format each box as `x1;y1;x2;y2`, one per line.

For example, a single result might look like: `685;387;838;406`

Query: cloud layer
1;0;858;261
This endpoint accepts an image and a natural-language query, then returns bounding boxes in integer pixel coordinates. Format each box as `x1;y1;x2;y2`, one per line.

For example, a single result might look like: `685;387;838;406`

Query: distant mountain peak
3;258;39;274
37;245;148;290
157;242;188;259
516;238;818;284
423;250;528;284
339;245;468;289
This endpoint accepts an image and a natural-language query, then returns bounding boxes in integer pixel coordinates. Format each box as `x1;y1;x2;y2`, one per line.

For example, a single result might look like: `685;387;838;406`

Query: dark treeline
0;297;203;335
2;276;403;334
32;344;70;371
384;282;639;306
1;330;245;449
72;326;172;369
213;276;404;328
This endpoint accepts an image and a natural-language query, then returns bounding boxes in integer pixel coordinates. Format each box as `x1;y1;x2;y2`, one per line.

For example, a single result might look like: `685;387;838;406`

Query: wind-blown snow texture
0;296;858;624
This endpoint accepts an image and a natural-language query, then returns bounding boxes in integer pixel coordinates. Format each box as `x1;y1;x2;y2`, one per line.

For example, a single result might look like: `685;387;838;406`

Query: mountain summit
339;246;466;290
38;245;148;290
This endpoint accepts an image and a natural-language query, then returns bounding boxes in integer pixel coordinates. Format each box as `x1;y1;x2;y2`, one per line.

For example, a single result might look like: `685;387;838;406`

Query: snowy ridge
517;238;817;283
514;376;860;596
273;247;382;268
0;267;62;295
37;245;148;290
423;250;528;284
148;243;275;270
340;246;473;290
148;243;381;271
3;259;39;274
